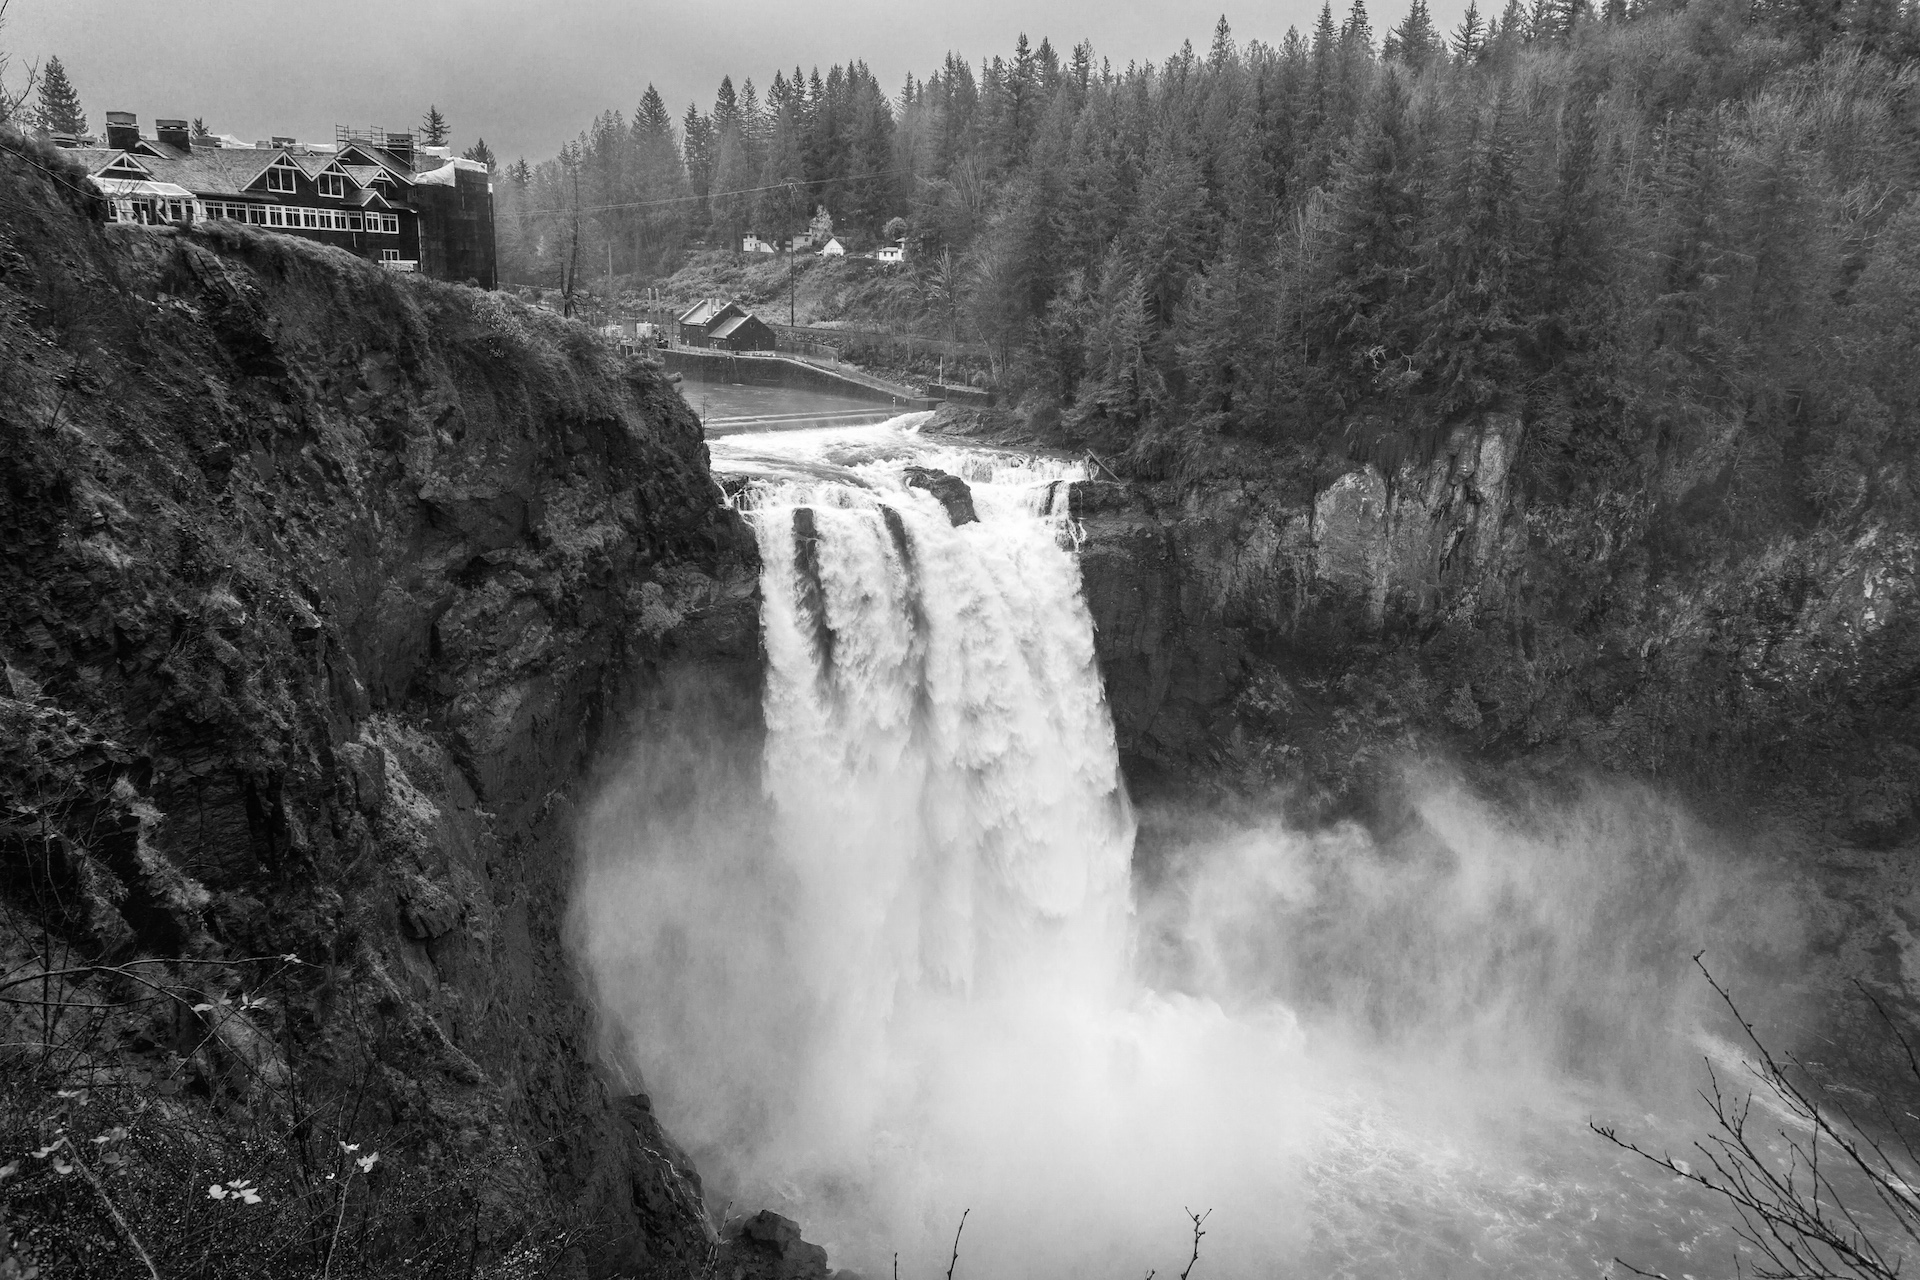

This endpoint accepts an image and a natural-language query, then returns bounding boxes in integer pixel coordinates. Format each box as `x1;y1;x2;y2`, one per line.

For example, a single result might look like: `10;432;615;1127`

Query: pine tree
1209;15;1238;69
683;104;716;200
1341;0;1376;51
462;138;496;169
421;104;450;145
191;117;212;141
1451;0;1488;57
34;55;85;138
1386;0;1442;64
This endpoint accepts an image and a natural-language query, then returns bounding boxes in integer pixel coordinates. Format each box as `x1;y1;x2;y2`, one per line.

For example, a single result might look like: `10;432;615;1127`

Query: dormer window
317;172;344;199
265;160;300;193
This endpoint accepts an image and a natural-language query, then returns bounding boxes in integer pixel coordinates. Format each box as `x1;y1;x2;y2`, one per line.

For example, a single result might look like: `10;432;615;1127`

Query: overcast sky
7;0;1469;162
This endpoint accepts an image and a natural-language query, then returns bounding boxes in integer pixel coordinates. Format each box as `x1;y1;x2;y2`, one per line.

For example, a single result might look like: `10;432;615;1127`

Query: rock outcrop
715;1211;831;1280
1070;414;1920;823
902;465;979;525
0;140;757;1276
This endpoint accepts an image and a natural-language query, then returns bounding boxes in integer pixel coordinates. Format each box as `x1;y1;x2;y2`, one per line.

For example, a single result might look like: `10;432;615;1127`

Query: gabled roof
294;155;352;181
68;148;152;178
677;298;740;327
708;313;765;340
139;148;298;197
336;142;418;185
127;138;190;161
341;164;384;187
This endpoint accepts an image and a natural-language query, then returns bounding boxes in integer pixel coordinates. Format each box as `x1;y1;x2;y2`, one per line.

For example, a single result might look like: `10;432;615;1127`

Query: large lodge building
52;113;497;288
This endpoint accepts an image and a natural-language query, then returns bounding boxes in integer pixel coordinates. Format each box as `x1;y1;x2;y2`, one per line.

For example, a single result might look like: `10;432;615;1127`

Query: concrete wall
663;348;940;409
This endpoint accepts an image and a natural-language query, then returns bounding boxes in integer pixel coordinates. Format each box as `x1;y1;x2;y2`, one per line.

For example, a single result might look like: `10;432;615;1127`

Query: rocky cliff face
0;143;757;1277
1071;414;1920;835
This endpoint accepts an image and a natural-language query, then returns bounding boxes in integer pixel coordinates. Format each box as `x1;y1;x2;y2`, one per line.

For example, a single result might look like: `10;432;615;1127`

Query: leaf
209;1184;227;1200
356;1152;380;1174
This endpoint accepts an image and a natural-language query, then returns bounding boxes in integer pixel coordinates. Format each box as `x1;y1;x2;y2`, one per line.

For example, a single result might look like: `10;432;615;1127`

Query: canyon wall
0;144;757;1277
1070;415;1920;837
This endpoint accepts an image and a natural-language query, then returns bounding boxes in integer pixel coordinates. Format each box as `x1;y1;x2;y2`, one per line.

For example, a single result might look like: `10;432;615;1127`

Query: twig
67;1142;162;1280
1180;1208;1211;1280
945;1208;969;1280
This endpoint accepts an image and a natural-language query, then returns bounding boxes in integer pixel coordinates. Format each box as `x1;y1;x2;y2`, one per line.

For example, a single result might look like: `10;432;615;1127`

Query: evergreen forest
499;0;1920;503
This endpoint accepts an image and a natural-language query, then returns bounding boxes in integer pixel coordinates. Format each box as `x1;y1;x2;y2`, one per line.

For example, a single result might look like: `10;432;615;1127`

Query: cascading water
577;415;1808;1279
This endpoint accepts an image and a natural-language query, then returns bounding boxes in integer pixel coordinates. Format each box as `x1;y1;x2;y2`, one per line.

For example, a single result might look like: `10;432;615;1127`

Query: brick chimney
105;111;140;151
154;119;191;152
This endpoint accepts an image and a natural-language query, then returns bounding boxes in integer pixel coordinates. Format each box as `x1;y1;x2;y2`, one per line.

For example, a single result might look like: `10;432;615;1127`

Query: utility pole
786;181;797;329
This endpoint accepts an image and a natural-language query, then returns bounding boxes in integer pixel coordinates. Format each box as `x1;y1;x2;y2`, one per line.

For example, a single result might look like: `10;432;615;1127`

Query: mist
569;433;1807;1278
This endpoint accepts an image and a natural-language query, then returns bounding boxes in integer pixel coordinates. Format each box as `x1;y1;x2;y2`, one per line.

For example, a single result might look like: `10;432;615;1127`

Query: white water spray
576;417;1803;1279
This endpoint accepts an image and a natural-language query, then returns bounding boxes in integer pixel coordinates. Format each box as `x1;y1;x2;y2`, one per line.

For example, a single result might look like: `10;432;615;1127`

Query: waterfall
576;420;1764;1280
748;461;1135;1008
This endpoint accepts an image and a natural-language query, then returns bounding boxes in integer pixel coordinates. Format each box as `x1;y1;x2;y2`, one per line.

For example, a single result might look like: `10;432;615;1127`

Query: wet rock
717;1211;831;1280
902;466;978;525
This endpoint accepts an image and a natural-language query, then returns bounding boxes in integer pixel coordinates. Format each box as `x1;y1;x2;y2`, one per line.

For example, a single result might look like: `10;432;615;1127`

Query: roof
294;155;350;180
131;139;192;161
709;313;766;340
677;298;738;327
336;142;419;185
411;157;491;187
67;148;148;177
137;148;290;197
341;165;383;186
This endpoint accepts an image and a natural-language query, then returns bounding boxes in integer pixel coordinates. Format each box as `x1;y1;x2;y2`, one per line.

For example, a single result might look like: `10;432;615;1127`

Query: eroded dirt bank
0;142;758;1277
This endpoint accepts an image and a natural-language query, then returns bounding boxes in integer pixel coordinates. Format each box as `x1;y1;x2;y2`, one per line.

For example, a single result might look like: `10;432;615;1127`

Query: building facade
674;299;776;352
57;114;497;289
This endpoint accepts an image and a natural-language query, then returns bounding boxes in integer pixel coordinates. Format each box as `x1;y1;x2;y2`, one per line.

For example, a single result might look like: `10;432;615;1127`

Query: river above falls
685;376;917;435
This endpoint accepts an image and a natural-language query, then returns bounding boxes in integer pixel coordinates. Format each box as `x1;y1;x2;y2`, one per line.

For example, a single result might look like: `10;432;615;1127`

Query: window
380;249;400;262
301;209;318;228
248;205;267;225
266;206;285;227
381;214;399;234
317;173;344;199
265;161;299;193
317;211;335;230
348;212;363;232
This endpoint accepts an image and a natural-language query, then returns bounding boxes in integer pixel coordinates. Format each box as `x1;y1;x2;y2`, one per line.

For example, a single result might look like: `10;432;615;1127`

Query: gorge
3;134;1918;1280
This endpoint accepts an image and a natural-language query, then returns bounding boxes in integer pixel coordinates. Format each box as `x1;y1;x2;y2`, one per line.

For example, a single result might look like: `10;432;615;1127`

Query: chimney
155;118;191;152
105;111;140;151
384;130;414;167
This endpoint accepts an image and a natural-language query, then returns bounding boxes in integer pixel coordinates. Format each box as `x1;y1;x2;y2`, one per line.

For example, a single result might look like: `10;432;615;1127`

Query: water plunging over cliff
578;416;1800;1279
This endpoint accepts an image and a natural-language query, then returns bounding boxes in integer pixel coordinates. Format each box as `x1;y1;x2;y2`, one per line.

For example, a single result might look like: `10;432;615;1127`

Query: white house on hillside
742;234;777;253
817;237;846;257
876;242;905;264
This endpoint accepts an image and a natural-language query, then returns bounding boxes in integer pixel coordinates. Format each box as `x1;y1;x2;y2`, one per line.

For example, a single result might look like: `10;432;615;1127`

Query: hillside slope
0;139;758;1278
